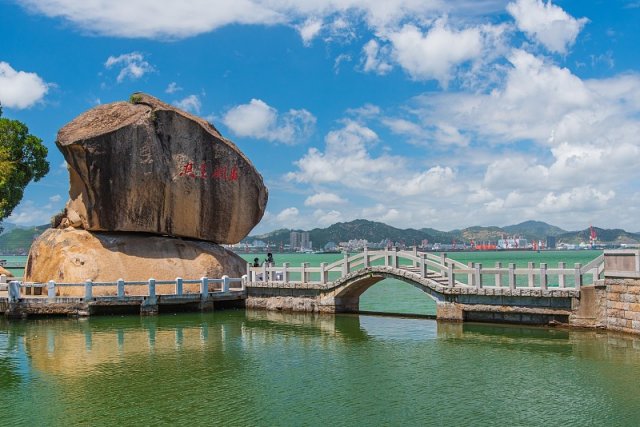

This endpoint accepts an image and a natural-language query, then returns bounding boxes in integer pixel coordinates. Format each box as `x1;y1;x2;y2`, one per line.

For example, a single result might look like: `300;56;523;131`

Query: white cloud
165;82;182;94
313;209;343;226
222;99;315;144
385;166;459;197
7;196;64;226
304;192;347;206
507;0;588;54
0;62;48;109
287;120;399;188
104;52;154;83
386;20;483;85
276;207;300;223
16;0;506;40
537;187;615;213
297;18;323;46
173;94;202;114
361;39;392;75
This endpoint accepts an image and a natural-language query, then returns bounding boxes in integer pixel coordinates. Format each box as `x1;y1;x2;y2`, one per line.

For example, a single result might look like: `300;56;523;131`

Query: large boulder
0;266;13;278
56;93;267;244
24;228;248;296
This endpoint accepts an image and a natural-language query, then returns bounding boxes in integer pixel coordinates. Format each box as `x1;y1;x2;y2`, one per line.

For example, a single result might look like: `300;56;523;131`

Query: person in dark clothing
265;253;274;265
252;257;260;267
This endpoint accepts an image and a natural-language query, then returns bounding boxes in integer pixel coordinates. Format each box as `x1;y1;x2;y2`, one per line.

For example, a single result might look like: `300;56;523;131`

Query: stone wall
605;278;640;334
603;250;640;335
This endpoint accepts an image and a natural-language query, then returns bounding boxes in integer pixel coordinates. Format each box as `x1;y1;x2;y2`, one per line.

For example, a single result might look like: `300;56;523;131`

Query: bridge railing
4;275;247;302
247;249;604;290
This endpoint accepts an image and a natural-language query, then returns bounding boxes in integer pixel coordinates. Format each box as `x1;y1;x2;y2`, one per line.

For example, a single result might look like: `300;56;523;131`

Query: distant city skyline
1;1;639;234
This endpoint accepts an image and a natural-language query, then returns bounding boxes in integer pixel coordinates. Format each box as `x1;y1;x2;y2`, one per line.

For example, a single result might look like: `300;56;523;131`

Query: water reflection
1;312;640;425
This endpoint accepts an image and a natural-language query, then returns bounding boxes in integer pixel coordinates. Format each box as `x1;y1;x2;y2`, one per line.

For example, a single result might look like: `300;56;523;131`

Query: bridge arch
325;267;447;313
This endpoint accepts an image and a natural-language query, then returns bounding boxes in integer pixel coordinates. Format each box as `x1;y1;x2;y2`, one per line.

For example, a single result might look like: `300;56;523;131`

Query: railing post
246;263;252;283
176;277;183;296
8;281;20;303
392;247;398;268
241;275;247;291
48;280;56;300
320;262;327;285
440;253;447;271
448;264;455;286
540;263;547;290
301;262;309;283
283;262;290;283
475;263;482;289
117;278;125;299
494;262;502;287
467;262;474;286
558;262;566;288
262;263;268;282
385;248;389;267
84;280;93;300
148;278;156;300
363;247;369;268
508;263;516;290
222;275;230;292
412;246;418;267
342;252;349;277
420;253;427;278
527;262;535;287
200;277;209;299
574;263;582;290
0;274;6;284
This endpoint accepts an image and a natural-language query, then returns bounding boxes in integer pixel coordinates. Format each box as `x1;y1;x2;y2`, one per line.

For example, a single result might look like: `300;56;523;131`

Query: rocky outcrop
0;266;13;277
25;228;248;296
56;93;267;244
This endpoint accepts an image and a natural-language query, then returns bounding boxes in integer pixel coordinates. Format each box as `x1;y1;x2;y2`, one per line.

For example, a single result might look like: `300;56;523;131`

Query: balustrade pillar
84;280;93;300
558;262;566;288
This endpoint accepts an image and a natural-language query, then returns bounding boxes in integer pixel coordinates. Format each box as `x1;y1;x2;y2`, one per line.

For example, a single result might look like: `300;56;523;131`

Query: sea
3;250;640;425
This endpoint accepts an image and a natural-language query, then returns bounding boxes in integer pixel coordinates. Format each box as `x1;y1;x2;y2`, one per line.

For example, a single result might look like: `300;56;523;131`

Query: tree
0;105;50;229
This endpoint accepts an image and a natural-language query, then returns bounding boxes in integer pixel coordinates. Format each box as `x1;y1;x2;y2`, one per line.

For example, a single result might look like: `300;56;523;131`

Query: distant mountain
557;227;640;245
0;224;49;254
245;219;456;248
503;220;567;240
245;219;640;249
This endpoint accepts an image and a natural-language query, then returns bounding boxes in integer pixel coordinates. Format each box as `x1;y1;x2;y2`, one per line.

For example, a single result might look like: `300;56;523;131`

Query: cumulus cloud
0;62;48;109
507;0;588;54
386;20;483;85
304;192;347;206
16;0;506;40
222;99;316;144
361;39;392;75
173;94;202;114
276;207;300;223
105;52;154;83
313;209;343;226
7;195;64;225
297;18;323;45
287;120;400;188
165;82;182;94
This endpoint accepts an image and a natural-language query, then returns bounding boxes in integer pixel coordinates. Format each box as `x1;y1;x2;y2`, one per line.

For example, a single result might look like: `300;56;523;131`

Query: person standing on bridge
265;253;274;266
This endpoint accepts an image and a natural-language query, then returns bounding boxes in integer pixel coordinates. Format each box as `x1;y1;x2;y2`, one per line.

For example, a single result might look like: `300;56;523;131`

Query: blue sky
1;0;640;234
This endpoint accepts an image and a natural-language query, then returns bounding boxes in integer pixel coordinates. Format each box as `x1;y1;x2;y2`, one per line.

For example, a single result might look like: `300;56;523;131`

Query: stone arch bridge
246;248;604;324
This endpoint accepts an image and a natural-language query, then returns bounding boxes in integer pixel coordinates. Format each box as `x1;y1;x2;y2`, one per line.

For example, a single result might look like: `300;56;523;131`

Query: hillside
503;220;567;240
0;224;49;254
245;219;640;249
556;227;640;245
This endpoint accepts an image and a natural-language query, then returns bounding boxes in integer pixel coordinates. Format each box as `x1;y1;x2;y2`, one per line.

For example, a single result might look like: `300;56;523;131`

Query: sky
1;0;640;234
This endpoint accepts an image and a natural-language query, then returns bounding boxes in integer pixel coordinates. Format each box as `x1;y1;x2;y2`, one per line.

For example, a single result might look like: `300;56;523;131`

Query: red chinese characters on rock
179;161;239;181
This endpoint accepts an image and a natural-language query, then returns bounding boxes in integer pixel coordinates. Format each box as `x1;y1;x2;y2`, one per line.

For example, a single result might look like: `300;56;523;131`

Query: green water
241;251;602;316
1;311;640;426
